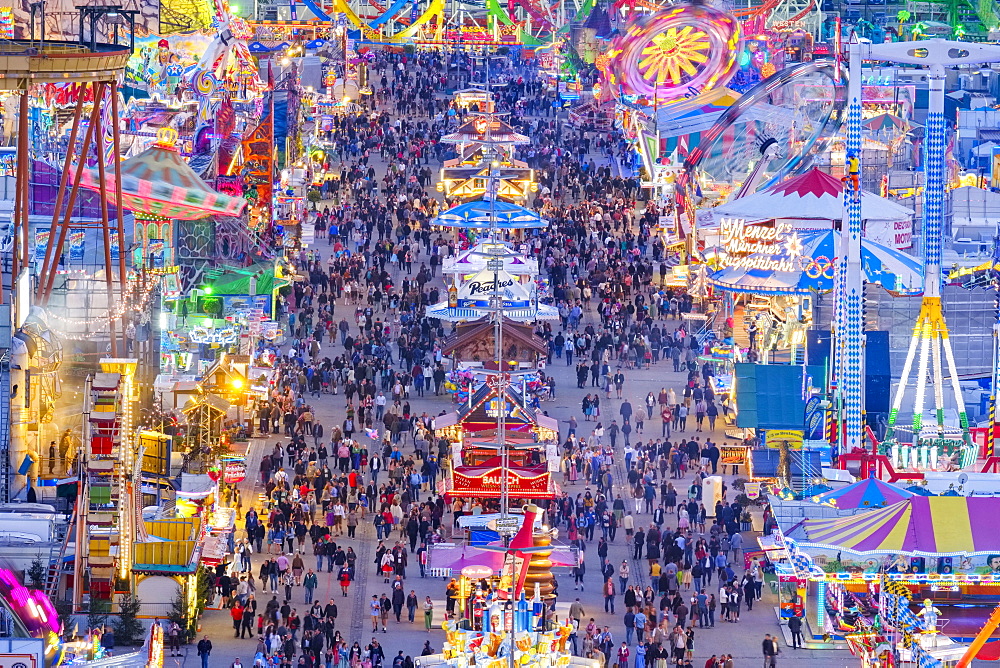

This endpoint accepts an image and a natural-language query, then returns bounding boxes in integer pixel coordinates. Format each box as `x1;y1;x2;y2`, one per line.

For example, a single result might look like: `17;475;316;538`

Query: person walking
303;570;318;604
617;642;630;668
604;577;616;614
787;616;803;649
168;620;181;656
619;560;630;594
423;596;434;630
406;590;418;623
196;636;213;668
762;634;779;668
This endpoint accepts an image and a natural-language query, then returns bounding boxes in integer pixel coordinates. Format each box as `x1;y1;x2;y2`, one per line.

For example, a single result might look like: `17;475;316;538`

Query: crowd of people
185;47;782;668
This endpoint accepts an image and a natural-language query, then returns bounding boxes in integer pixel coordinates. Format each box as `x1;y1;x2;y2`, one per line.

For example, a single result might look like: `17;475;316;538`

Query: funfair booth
779;496;1000;642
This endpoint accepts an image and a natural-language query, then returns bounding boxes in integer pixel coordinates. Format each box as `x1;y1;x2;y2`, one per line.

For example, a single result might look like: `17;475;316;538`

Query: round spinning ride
682;60;846;194
603;4;742;107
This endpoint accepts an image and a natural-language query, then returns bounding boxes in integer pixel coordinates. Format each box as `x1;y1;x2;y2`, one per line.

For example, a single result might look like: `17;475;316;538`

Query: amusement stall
777;496;1000;643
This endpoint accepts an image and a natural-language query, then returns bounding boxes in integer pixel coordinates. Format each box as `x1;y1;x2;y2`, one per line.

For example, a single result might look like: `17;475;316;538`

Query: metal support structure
841;40;1000;467
836;38;865;454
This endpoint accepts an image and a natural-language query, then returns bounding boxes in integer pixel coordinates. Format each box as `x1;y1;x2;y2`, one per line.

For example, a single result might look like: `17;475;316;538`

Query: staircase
695;311;718;348
44;511;73;601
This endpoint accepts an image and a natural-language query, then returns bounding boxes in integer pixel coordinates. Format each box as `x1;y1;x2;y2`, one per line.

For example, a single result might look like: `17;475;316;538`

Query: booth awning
801;497;1000;556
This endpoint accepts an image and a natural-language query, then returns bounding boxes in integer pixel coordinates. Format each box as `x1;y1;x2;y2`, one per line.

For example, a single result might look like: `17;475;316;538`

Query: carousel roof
864;112;918;133
800;497;1000;556
441;316;548;358
710;168;914;222
441;117;529;145
708;229;923;295
435;201;548;229
81;128;247;220
443;241;538;276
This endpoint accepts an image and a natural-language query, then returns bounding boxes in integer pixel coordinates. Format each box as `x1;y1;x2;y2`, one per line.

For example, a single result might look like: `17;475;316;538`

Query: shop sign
720;218;793;255
744;482;762;500
189;326;240;345
461;565;495;578
486;398;513;419
224;459;247;484
719;445;747;464
0;147;14;176
451;467;550;497
492;515;522;536
765;429;804;451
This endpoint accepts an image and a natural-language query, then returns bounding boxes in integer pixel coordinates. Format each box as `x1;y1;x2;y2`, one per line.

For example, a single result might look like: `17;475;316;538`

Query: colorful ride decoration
603;4;742;107
127;32;215;97
194;0;266;102
80;128;247;220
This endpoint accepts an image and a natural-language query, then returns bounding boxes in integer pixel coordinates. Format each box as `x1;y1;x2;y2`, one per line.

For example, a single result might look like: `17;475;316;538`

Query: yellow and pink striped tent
801;497;1000;556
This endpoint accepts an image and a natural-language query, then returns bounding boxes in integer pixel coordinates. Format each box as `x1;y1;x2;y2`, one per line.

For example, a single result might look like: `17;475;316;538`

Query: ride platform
0;39;129;91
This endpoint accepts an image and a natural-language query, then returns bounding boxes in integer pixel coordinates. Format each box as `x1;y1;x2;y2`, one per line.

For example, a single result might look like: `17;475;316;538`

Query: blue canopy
435;201;548;229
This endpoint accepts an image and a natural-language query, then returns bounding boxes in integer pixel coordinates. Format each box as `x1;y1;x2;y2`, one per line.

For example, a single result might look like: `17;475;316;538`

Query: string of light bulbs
44;276;160;331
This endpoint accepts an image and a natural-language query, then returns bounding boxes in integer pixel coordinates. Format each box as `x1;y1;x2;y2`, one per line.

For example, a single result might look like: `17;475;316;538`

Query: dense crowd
197;49;770;668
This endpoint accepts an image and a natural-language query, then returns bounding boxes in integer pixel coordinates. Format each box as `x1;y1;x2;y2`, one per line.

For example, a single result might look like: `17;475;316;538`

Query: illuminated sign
486;398;512;419
720;218;793;255
718;218;802;272
766;429;804;451
223;459;247;484
189;327;240;345
449;466;552;498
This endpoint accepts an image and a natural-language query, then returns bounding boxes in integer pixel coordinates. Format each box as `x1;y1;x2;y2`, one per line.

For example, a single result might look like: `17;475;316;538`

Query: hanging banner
744;482;762;500
109;230;120;261
69;229;86;261
34;231;49;262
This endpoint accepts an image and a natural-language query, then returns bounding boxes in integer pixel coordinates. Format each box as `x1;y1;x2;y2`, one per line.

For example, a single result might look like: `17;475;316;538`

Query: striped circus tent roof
811;477;914;509
801;497;1000;556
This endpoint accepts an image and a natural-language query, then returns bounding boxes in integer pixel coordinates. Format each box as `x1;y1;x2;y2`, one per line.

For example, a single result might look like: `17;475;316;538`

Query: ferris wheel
682;60;846;192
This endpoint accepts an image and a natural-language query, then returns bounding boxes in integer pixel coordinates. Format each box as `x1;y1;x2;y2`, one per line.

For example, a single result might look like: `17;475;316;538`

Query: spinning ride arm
956;604;1000;668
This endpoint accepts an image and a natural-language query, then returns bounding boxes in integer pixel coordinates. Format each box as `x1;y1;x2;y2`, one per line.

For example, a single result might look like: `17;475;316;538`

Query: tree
168;593;189;644
113;593;144;645
88;598;110;632
26;555;45;589
307;189;323;210
55;601;73;639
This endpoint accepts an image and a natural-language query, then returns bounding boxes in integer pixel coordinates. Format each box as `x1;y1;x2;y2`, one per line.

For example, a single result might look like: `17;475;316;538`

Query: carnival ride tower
841;40;1000;471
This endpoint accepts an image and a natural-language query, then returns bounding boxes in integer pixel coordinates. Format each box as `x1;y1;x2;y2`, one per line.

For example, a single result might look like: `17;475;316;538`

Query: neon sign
717;218;801;272
720;218;793;255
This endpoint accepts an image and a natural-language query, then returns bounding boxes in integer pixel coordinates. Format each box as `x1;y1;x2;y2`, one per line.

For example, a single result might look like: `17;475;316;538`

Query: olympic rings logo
802;255;836;279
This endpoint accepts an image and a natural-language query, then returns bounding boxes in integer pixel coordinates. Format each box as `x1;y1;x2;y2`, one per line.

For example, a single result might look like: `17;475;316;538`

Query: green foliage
200;297;222;316
823;559;845;573
168;594;190;644
113;593;144;645
55;601;74;639
496;46;510;56
731;478;749;492
307;189;323;209
88;597;110;632
26;555;46;589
